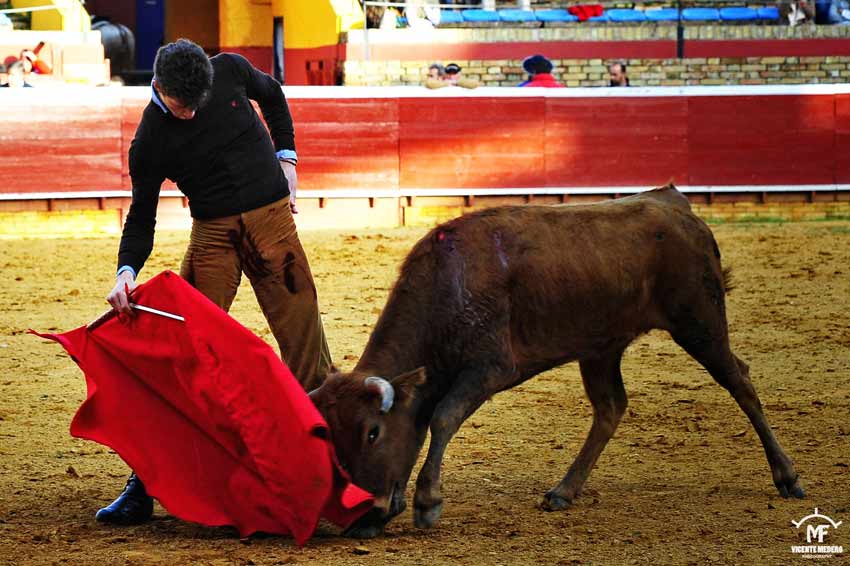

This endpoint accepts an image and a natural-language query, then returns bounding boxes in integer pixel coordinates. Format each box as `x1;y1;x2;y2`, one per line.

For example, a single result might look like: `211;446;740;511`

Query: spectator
1;61;33;88
22;42;52;74
406;0;441;28
827;0;850;23
608;61;630;87
425;62;479;89
518;55;563;88
778;0;815;25
427;63;445;80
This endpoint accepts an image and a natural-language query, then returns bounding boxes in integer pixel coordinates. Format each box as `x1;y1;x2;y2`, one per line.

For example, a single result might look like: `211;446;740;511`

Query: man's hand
107;270;137;314
280;160;298;214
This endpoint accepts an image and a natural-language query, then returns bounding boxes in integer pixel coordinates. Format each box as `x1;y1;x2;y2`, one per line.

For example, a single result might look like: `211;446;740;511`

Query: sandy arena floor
0;219;848;565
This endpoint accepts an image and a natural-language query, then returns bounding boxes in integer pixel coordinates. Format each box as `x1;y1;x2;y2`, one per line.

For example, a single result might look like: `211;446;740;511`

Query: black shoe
95;473;154;525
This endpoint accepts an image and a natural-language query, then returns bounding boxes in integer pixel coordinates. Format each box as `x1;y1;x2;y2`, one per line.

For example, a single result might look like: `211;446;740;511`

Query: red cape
32;271;372;544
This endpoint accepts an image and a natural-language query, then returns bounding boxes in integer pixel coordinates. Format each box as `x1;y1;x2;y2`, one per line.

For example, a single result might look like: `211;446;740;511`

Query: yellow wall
12;0;90;32
219;0;272;47
271;0;363;49
166;0;219;48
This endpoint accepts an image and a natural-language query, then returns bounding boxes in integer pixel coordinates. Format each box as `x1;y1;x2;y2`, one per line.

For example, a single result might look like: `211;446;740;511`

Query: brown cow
310;184;804;538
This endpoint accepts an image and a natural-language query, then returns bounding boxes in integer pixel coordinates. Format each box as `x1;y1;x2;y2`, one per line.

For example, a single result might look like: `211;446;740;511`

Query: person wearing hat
518;55;563;88
425;62;478;89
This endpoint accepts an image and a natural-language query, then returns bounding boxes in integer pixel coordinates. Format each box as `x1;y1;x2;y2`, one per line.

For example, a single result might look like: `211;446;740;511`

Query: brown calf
310;184;804;538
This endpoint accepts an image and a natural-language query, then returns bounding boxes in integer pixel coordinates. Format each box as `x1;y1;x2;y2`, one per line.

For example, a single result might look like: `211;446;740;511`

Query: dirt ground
1;219;848;566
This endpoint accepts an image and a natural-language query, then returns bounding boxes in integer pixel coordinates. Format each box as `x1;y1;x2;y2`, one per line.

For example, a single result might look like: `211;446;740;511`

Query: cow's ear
390;367;426;406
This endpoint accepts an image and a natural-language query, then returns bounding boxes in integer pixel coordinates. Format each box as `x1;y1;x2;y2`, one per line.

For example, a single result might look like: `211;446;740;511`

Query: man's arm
227;53;296;156
108;132;165;313
226;53;299;211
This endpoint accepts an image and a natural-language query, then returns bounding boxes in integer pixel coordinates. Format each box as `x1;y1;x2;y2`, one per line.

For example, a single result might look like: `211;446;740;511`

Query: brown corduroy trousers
179;198;332;391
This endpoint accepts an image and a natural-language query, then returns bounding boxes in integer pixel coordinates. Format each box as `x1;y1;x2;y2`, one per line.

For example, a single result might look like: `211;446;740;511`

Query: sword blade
130;303;185;322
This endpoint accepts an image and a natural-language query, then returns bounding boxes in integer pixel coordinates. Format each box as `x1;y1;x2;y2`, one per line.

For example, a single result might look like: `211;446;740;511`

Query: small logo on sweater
231;100;237;107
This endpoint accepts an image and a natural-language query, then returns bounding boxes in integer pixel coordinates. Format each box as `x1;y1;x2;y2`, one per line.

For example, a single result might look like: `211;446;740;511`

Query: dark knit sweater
118;53;295;274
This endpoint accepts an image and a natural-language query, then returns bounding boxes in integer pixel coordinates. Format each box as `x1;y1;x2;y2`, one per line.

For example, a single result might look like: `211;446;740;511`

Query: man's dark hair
153;38;213;110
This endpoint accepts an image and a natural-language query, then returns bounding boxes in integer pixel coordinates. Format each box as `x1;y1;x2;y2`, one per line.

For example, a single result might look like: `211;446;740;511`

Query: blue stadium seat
681;7;720;21
720;7;759;21
439;10;464;25
499;9;537;23
588;13;610;22
462;9;501;23
607;8;647;22
645;8;679;21
757;6;780;20
535;9;579;23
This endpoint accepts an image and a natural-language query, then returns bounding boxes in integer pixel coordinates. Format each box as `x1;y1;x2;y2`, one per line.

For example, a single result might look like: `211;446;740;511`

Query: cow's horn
365;376;394;413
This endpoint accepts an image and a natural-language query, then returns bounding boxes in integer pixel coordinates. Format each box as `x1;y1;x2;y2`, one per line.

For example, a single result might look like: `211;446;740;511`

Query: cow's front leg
413;368;503;529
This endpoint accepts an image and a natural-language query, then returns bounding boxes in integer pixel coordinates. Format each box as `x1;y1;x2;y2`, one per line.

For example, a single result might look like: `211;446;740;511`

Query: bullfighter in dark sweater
99;38;333;526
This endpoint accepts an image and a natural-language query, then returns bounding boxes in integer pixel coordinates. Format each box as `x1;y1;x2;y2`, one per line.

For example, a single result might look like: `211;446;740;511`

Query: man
518;54;563;88
0;61;33;87
608;61;630;87
425;62;478;89
98;38;333;525
427;62;444;81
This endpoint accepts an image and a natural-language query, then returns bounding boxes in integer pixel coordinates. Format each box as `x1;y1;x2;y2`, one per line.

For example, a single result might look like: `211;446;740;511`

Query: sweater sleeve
226;53;296;152
117;121;165;275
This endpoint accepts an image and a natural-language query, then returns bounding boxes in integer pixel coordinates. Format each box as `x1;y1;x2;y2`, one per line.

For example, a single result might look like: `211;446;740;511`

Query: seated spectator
1;61;33;87
22;42;52;74
425;62;479;89
608;61;630;87
406;0;441;28
518;55;563;88
827;0;850;23
778;0;816;25
428;63;445;80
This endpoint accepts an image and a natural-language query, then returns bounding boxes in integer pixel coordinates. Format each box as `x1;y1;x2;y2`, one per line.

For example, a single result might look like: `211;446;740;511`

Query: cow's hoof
344;523;385;539
413;502;443;529
541;491;573;512
343;508;387;539
777;477;805;499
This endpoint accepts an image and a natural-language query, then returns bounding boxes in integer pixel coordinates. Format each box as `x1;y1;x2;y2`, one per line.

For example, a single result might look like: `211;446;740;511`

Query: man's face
154;81;197;120
609;64;626;87
428;67;441;80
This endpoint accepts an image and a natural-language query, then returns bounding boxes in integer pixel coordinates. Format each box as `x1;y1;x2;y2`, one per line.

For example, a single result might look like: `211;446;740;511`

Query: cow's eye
367;425;380;444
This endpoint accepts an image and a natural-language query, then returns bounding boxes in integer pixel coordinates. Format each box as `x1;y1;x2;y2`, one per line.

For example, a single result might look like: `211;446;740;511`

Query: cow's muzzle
343;483;404;539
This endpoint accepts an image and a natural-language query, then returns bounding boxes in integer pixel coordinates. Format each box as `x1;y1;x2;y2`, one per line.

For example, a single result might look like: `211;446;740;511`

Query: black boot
95;473;154;525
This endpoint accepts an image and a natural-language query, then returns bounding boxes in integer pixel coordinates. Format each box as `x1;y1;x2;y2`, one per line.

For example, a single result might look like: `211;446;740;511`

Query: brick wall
341;24;850;86
344;55;850;87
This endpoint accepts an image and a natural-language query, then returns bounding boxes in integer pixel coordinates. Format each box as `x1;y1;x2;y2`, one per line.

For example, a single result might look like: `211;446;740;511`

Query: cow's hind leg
670;323;804;499
543;348;628;511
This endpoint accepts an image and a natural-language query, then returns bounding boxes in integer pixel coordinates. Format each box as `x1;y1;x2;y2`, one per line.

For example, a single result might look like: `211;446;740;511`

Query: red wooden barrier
3;87;850;198
835;94;850;185
289;98;401;190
